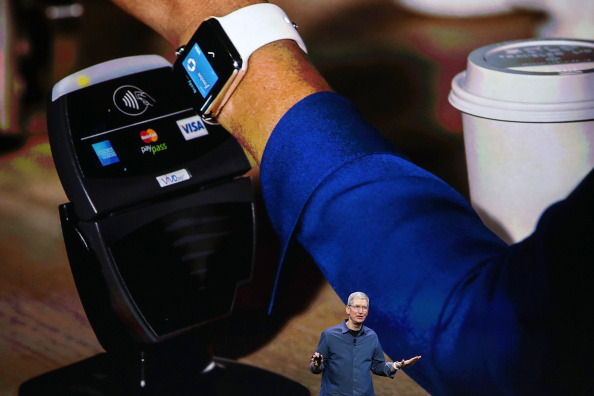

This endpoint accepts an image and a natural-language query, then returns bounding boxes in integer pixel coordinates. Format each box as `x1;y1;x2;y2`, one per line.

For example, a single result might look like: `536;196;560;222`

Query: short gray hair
347;292;369;307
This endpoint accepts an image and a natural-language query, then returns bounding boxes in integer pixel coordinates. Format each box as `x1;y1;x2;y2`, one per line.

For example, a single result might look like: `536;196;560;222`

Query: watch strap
215;3;307;70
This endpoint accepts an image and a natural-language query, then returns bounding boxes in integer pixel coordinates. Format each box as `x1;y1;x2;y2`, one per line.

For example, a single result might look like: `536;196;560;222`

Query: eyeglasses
349;305;368;312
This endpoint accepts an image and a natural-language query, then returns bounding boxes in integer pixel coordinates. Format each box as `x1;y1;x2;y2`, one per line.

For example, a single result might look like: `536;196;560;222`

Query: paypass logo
140;128;158;143
176;115;208;141
140;128;168;155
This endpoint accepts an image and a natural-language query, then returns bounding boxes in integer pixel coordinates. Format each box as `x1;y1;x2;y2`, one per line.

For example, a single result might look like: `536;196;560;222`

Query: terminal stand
19;200;309;395
20;56;309;395
19;341;309;395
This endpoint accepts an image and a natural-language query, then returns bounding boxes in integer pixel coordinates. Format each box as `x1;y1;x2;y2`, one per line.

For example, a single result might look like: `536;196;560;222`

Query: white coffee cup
449;38;594;244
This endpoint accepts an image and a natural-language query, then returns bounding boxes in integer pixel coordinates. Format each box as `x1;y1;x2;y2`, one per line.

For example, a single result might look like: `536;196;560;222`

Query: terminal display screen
65;67;228;179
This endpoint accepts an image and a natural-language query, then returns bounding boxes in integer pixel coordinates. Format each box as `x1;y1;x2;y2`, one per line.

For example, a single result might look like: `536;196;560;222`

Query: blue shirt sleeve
311;331;329;374
260;92;594;395
369;334;394;378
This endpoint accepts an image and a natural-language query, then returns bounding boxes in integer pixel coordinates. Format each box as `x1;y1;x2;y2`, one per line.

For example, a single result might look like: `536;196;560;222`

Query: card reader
47;55;255;347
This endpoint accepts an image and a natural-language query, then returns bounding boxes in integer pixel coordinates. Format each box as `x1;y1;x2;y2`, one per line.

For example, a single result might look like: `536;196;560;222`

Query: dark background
1;0;588;394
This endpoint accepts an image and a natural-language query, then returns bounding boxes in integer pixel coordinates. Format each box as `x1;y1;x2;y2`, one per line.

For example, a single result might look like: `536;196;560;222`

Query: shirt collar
341;319;367;335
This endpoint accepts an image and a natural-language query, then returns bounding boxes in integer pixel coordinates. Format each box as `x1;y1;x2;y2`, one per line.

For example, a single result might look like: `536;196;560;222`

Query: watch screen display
174;19;242;116
183;43;219;98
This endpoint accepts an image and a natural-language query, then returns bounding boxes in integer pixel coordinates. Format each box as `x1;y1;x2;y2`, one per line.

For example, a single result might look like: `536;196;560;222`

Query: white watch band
215;3;307;71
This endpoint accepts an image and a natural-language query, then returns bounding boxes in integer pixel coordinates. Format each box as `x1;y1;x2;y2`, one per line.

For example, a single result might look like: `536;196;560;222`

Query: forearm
110;0;331;164
218;40;331;163
370;359;395;378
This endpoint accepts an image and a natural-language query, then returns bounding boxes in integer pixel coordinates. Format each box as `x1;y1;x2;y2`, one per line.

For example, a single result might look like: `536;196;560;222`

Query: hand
395;355;421;369
311;352;324;368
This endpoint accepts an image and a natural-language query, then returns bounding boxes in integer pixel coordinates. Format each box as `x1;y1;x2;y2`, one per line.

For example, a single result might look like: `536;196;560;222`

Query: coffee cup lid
449;38;594;122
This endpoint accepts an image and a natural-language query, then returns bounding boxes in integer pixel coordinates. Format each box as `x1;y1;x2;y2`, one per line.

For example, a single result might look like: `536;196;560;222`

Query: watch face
174;19;242;117
185;42;219;98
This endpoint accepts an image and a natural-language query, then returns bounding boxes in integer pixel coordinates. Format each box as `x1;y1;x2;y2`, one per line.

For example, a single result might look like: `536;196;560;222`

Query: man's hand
310;352;324;368
394;355;422;369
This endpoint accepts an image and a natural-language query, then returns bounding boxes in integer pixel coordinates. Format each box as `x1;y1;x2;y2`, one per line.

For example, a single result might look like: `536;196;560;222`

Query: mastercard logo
140;128;158;143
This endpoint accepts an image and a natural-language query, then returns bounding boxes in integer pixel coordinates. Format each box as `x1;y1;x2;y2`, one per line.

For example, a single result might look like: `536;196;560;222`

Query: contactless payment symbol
113;85;156;116
140;128;158;143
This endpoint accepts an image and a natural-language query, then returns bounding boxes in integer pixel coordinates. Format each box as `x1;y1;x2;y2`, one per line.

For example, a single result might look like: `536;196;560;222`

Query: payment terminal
18;55;307;395
48;54;254;347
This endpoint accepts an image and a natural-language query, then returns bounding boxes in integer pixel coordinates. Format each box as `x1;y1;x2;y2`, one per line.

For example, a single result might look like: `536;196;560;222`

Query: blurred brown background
1;0;586;394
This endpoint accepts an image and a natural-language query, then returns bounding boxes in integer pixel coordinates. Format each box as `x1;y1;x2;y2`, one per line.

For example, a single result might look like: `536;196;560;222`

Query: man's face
346;298;369;325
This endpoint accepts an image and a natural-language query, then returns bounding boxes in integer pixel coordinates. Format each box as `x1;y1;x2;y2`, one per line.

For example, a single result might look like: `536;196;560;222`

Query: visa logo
176;115;208;141
157;169;191;187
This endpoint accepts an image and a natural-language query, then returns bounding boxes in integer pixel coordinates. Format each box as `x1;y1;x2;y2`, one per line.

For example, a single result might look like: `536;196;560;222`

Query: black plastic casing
48;59;255;347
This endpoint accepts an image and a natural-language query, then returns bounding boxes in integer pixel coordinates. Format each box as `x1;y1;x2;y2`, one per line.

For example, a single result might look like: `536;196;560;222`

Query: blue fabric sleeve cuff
260;92;405;307
261;92;404;240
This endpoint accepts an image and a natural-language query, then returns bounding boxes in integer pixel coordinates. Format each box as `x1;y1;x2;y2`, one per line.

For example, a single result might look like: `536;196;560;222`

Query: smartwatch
173;3;307;122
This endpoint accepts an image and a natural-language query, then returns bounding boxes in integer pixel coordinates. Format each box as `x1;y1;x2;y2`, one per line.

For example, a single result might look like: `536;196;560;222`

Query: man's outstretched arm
390;356;422;374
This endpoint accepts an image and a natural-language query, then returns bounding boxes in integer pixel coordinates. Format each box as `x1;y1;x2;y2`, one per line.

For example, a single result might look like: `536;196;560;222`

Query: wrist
218;40;330;162
393;362;399;370
170;2;331;163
